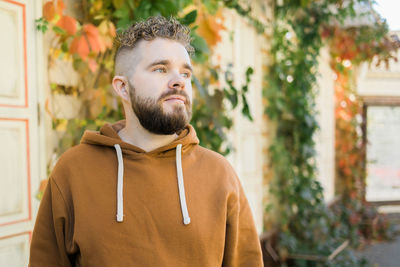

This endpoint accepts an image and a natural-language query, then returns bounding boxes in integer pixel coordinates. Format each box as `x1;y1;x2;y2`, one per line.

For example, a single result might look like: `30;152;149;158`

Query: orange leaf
196;7;226;47
56;16;77;35
43;0;65;21
83;24;104;53
56;0;65;14
70;35;90;60
43;2;56;21
70;24;106;59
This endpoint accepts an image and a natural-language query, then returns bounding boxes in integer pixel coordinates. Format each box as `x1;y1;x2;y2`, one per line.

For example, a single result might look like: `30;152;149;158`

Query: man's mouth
164;95;186;103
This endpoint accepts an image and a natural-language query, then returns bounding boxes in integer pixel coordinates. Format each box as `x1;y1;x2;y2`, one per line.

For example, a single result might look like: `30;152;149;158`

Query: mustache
158;89;190;104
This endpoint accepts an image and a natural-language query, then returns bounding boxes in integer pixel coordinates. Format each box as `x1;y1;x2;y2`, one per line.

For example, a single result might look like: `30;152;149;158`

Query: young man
29;16;263;266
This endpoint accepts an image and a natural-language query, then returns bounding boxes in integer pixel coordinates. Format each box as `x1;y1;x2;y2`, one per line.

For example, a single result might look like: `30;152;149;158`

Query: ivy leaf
224;88;238;108
241;94;253;121
61;42;68;52
210;68;219;80
113;7;130;19
135;0;152;20
117;18;131;30
181;10;197;25
52;25;65;35
245;67;254;83
35;18;49;33
191;34;209;63
154;0;178;16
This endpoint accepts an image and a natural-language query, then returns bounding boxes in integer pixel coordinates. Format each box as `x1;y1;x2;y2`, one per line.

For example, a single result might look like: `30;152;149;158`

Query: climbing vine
323;22;400;245
263;0;398;265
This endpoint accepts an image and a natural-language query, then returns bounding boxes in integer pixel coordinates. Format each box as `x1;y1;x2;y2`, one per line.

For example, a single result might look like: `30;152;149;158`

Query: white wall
213;8;269;233
315;47;336;202
358;32;400;97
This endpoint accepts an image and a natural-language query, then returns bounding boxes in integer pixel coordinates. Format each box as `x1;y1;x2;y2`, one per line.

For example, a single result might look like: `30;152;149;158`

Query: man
30;16;263;266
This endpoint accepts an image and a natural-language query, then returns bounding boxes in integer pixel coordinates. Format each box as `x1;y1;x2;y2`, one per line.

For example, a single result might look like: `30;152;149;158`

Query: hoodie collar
80;120;199;157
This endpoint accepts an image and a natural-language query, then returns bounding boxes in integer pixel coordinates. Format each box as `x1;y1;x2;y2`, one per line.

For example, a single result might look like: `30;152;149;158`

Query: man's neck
118;115;178;152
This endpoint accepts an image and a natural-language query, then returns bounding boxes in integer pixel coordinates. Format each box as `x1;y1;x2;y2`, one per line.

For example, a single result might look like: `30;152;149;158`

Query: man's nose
168;72;185;90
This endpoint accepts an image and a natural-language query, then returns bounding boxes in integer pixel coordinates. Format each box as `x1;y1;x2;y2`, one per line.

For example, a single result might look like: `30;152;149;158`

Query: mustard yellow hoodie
29;121;263;266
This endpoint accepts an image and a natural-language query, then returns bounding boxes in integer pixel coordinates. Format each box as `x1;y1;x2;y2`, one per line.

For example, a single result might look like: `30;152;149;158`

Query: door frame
362;96;400;206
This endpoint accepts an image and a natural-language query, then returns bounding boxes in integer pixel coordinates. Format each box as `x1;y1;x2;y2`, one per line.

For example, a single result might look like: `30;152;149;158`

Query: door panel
0;0;27;108
0;0;41;265
0;119;31;226
0;232;30;267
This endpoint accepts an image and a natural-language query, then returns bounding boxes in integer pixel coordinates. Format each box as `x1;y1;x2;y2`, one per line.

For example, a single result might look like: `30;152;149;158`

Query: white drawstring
176;144;191;225
114;144;124;222
113;143;190;225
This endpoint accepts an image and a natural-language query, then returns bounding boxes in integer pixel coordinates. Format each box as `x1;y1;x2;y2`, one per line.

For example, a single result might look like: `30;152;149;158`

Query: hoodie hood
80;120;199;224
80;120;200;157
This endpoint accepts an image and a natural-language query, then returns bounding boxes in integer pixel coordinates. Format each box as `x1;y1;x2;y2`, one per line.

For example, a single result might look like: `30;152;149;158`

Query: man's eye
182;72;191;78
154;67;166;73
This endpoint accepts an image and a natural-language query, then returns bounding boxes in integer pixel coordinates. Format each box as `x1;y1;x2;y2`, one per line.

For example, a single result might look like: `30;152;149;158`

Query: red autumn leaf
43;2;55;21
83;24;104;53
69;24;104;60
70;35;90;59
56;0;65;13
43;0;65;21
56;15;77;35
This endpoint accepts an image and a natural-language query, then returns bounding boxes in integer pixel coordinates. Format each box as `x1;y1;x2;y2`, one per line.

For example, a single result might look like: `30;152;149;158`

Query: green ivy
192;66;254;155
265;0;370;265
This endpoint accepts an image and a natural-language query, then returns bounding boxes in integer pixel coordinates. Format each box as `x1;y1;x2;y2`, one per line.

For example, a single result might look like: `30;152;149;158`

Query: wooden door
0;0;43;265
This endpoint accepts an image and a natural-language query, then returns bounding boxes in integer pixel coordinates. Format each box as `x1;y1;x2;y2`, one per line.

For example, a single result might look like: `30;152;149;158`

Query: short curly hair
114;16;194;76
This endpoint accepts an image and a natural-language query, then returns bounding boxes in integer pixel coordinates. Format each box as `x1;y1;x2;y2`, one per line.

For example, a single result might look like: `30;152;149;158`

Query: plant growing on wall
263;0;398;265
37;0;262;161
323;22;400;245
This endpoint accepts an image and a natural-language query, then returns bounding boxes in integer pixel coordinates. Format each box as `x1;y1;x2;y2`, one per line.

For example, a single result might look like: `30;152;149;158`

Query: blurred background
0;0;399;266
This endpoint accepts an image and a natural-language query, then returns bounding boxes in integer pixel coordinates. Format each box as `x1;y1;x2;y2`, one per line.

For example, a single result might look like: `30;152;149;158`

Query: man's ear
112;76;130;102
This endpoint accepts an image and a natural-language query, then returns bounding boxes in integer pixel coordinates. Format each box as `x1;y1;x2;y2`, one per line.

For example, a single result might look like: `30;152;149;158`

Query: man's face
127;38;193;135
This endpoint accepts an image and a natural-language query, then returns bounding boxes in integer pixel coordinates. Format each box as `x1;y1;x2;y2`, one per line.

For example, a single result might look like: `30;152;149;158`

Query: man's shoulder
50;143;103;179
194;145;233;167
192;146;240;185
56;143;98;164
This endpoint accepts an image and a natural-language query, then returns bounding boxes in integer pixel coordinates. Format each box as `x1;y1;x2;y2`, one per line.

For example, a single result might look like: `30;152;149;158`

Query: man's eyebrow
146;59;193;72
183;63;193;72
146;60;170;69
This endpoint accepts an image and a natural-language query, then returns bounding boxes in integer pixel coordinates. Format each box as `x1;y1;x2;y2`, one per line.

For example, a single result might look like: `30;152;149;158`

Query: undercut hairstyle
114;16;194;76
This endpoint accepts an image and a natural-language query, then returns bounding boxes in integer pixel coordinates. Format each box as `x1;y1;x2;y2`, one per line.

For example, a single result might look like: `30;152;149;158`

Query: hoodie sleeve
222;182;263;267
29;177;73;267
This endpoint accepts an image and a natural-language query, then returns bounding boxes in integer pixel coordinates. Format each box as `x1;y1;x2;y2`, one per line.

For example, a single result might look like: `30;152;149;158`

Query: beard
129;82;192;135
